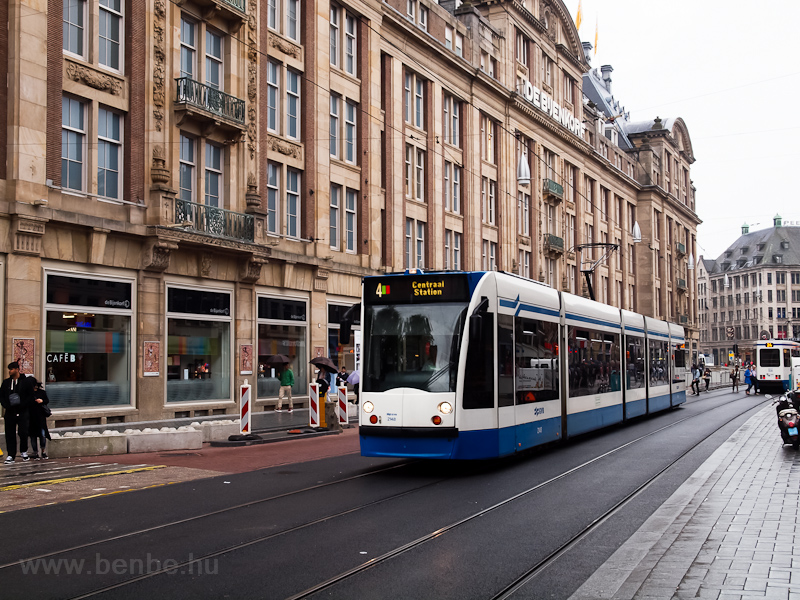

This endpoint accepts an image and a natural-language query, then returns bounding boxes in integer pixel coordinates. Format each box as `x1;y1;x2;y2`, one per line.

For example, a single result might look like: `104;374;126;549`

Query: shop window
257;297;308;399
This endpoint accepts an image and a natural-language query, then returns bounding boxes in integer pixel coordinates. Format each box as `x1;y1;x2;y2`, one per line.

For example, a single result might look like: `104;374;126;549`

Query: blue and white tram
755;339;800;393
359;270;687;460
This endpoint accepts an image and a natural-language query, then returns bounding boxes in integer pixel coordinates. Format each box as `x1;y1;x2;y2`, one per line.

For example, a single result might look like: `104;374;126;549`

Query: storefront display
166;287;232;402
44;274;133;409
257;296;307;399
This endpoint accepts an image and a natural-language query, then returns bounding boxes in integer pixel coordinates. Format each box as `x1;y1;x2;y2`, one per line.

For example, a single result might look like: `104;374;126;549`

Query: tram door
497;314;516;455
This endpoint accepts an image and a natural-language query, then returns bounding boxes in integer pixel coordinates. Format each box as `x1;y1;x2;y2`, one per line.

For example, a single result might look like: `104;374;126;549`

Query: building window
167;287;232;403
455;32;463;57
180;17;196;79
443;94;460;147
99;0;123;71
418;5;428;30
480;114;496;163
62;96;85;191
482;240;497;270
269;0;300;41
518;250;530;278
287;70;300;139
64;0;86;57
482;177;496;225
330;185;357;253
344;100;357;163
179;133;195;202
564;74;574;105
416;222;425;268
405;144;425;201
329;95;340;157
205;30;222;89
518;192;530;236
445;26;453;50
286;169;300;239
204;143;222;207
331;6;357;76
267;61;279;132
444;161;461;214
516;31;528;67
445;230;462;270
97;108;121;200
45;274;133;409
542;54;553;87
404;219;425;268
330;184;341;250
267;162;280;234
404;72;425;129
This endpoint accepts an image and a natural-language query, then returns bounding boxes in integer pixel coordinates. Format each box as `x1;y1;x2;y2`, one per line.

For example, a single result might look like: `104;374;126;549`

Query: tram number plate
789;427;798;436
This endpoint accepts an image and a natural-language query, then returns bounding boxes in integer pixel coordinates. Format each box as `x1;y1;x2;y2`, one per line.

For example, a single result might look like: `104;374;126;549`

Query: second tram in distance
358;270;688;460
754;339;800;393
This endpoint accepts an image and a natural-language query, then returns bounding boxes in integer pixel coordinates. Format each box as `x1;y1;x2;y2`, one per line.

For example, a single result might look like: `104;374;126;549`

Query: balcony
544;233;565;255
174;78;246;134
176;0;247;31
679;314;689;325
542;179;564;203
676;242;686;255
176;198;254;243
677;278;687;292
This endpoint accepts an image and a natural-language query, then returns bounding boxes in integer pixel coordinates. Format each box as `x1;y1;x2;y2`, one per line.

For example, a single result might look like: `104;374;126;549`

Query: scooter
767;392;800;449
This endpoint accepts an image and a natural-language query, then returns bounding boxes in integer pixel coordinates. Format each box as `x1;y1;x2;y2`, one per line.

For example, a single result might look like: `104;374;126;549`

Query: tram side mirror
339;302;361;345
469;297;489;344
470;313;483;344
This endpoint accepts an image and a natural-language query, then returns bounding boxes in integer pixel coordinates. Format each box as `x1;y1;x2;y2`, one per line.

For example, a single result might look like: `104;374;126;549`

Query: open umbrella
266;354;290;365
310;356;338;374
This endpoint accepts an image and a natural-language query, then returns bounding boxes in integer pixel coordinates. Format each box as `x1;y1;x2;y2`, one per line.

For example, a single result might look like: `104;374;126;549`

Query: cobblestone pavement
571;404;800;600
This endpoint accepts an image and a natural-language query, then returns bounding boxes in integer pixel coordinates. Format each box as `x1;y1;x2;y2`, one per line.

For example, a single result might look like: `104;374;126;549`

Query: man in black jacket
0;361;34;463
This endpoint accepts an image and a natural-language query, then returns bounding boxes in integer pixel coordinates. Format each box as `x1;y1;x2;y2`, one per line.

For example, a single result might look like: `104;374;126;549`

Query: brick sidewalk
571;404;800;600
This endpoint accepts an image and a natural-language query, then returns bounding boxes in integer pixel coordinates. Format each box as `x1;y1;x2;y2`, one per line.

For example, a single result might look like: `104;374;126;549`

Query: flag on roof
575;0;582;30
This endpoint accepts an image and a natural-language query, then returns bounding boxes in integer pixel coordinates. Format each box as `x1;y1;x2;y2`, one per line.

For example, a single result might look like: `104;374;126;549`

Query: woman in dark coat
28;379;51;459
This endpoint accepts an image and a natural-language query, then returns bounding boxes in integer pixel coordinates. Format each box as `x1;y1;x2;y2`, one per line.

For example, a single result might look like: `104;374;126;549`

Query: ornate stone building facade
0;0;699;427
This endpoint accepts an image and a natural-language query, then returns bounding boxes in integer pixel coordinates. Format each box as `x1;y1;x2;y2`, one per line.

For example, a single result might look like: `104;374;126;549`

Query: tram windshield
363;303;468;393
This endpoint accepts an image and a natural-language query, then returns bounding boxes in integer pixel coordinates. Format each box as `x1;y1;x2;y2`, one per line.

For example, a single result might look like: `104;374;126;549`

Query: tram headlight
438;402;453;415
363;401;374;413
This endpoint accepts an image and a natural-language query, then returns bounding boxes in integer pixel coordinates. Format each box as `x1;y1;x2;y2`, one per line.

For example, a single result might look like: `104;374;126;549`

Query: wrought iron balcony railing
542;178;564;201
175;198;254;243
677;278;687;290
679;314;689;325
175;78;246;127
676;242;686;255
544;233;565;254
221;0;246;11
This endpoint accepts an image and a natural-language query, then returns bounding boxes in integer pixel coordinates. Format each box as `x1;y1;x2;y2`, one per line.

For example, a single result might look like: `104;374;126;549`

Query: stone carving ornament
66;62;122;95
153;0;167;131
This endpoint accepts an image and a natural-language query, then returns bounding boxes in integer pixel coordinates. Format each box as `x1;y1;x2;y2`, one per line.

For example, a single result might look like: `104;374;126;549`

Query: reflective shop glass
567;327;621;397
514;317;560;403
167;318;230;402
625;336;646;390
363;303;467;393
45;312;131;409
649;339;669;385
257;323;306;399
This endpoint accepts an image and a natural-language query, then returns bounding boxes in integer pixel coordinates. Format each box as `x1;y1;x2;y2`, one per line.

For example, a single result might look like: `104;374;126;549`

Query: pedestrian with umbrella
347;369;360;405
309;357;338;403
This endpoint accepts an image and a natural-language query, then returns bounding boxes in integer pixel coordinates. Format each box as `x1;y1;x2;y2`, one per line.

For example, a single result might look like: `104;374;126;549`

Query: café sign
518;79;586;139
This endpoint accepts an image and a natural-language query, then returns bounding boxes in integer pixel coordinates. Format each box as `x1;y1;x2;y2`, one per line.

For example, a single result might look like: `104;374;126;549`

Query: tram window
498;315;514;407
464;312;494;409
785;349;791;367
760;349;780;367
568;327;620;397
648;340;669;384
674;349;686;368
625;336;645;390
514;316;559;403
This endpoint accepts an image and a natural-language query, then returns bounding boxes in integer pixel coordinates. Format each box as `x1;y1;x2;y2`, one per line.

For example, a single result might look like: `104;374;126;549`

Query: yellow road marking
0;465;167;492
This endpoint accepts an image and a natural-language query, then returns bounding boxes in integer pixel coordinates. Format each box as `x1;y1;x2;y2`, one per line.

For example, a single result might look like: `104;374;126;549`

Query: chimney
742;222;749;235
600;64;613;93
582;42;593;66
775;214;783;228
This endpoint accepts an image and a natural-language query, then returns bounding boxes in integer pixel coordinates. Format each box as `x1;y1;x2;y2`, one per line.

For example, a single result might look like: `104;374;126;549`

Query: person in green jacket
276;364;295;412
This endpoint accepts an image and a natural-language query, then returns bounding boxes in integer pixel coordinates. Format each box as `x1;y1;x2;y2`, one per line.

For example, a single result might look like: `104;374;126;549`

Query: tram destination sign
365;274;470;305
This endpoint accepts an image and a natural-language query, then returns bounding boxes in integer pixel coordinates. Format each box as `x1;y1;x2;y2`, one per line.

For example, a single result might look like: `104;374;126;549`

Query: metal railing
542;178;564;200
544;233;565;253
175;78;246;126
678;278;687;290
676;242;686;255
175;198;254;242
221;0;246;12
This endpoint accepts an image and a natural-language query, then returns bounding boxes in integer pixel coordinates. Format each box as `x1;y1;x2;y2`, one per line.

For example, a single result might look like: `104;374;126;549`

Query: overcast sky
564;0;800;262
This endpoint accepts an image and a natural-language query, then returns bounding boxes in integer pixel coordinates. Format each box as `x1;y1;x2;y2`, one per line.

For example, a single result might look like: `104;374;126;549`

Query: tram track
7;388;763;599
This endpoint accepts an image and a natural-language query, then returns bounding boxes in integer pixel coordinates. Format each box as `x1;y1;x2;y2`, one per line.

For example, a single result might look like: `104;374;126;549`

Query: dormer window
740;247;748;254
725;251;732;259
774;255;783;264
757;243;765;251
782;240;790;249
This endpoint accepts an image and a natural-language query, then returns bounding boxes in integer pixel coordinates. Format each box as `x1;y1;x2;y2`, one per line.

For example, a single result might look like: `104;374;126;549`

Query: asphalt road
0;387;768;600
